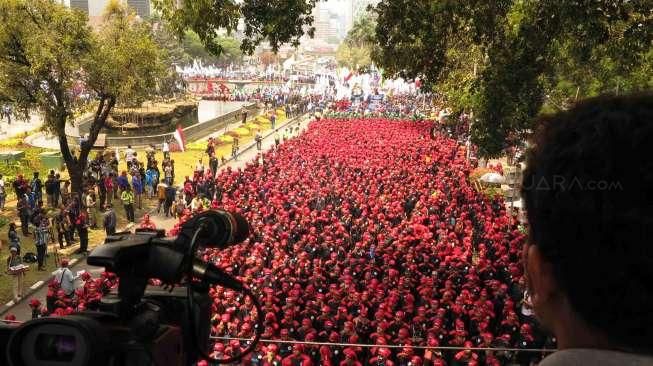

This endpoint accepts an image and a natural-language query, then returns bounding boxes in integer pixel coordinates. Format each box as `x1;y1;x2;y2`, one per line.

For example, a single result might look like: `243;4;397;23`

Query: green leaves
371;0;653;157
336;14;378;70
152;0;317;57
0;0;167;191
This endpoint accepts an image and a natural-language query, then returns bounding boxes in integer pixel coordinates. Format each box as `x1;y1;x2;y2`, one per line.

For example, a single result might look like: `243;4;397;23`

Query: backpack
22;252;37;263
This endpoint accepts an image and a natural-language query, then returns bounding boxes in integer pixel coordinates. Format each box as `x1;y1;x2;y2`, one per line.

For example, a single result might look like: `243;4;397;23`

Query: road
3;114;311;321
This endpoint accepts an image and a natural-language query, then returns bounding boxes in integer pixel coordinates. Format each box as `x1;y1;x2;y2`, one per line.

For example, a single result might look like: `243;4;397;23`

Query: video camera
0;210;262;366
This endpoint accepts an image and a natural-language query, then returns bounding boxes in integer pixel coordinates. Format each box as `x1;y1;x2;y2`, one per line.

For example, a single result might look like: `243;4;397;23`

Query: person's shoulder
540;349;653;366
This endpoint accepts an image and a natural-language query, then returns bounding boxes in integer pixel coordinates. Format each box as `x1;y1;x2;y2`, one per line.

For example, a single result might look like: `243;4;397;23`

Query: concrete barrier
73;103;259;148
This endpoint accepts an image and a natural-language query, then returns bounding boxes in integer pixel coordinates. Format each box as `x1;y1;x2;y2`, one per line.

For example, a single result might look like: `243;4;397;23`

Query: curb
0;222;131;317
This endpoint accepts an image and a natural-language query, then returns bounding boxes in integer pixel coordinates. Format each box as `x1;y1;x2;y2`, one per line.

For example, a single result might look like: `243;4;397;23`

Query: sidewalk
1;113;311;320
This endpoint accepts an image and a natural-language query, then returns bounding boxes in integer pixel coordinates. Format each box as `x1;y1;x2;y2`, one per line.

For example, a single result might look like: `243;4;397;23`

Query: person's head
9;222;15;231
521;93;653;352
9;247;18;256
33;172;38;178
61;259;69;268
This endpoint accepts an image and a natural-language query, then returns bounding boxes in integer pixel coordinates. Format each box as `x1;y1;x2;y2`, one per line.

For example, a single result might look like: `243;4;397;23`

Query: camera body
1;210;252;366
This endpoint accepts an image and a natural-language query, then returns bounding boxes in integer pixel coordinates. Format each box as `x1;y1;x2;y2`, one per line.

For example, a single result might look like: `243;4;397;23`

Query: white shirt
162;142;169;153
54;267;75;295
125;148;135;162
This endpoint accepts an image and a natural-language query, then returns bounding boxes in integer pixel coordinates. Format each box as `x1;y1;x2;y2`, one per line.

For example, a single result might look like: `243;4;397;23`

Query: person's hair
522;93;653;352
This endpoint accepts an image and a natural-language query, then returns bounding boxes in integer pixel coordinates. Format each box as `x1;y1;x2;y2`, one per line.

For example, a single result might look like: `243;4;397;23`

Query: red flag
173;125;186;152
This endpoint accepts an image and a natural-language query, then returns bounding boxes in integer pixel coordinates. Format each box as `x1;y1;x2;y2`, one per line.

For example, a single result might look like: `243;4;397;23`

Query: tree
259;51;278;69
336;14;378;70
182;30;243;65
0;0;164;193
372;0;653;157
336;42;372;70
151;0;318;57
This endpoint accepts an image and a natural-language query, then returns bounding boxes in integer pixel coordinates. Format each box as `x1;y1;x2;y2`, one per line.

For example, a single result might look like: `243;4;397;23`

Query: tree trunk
55;96;115;198
69;161;85;196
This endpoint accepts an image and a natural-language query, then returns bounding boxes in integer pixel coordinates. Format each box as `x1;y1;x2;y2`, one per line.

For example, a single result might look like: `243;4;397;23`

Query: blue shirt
131;176;143;194
117;175;129;190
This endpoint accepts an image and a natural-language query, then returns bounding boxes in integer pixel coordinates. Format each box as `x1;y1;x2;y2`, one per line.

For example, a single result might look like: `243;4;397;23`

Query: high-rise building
126;0;150;18
67;0;151;18
69;0;89;12
88;0;110;16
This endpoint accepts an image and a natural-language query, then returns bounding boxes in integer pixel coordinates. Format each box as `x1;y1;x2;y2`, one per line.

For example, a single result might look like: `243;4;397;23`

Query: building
126;0;150;18
69;0;89;12
67;0;151;18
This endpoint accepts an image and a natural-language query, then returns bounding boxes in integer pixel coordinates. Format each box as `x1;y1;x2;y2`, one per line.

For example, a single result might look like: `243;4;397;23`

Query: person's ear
526;244;557;307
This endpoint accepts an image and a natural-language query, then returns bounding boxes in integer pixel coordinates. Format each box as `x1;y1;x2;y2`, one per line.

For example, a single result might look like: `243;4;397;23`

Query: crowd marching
0;80;551;366
9;105;554;366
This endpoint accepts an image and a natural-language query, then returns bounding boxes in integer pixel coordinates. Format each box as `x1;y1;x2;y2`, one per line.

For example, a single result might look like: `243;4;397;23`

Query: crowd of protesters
6;94;552;364
52;116;539;365
179;118;551;365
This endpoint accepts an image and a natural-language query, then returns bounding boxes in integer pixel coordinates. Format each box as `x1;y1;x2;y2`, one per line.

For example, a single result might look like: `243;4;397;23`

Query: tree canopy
0;0;165;192
372;0;653;157
336;15;378;70
151;0;317;57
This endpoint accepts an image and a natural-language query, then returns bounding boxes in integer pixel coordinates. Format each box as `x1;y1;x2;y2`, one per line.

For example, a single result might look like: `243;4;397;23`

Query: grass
0;109;286;303
0;198;157;303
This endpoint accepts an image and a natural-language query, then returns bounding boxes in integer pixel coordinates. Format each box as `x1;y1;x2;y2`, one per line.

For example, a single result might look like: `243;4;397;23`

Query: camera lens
35;334;77;362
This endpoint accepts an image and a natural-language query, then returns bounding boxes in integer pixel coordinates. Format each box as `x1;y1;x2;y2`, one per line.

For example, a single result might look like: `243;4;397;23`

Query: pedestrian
35;217;49;271
53;259;75;297
121;186;135;223
164;164;173;185
6;247;24;302
45;173;56;208
162;138;170;160
164;184;176;217
145;167;156;199
124;145;135;170
270;112;276;129
156;182;167;215
104;173;114;205
17;195;31;236
75;210;89;254
31;172;42;203
54;208;70;249
117;171;129;193
132;172;143;210
209;153;219;176
195;159;205;177
53;173;61;207
0;173;5;210
103;204;117;236
255;132;263;150
7;223;20;254
85;188;97;229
